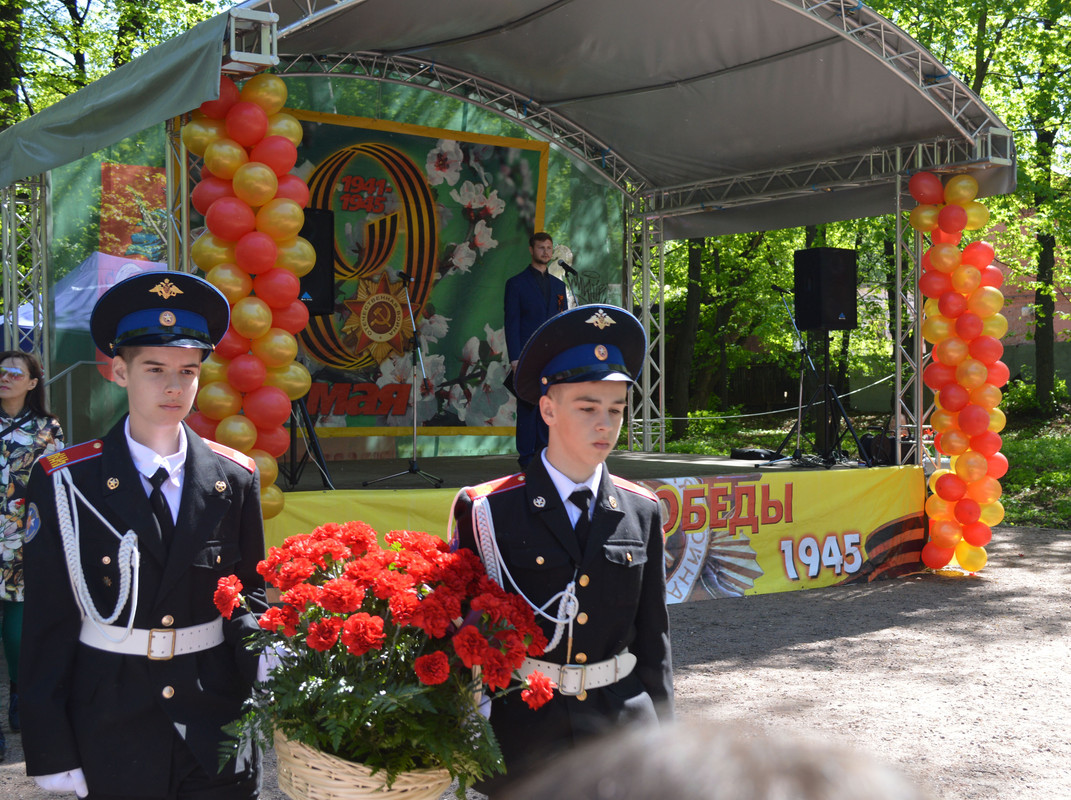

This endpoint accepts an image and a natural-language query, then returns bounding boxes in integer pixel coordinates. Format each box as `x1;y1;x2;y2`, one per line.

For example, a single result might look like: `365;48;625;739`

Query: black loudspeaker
298;207;336;316
793;248;858;331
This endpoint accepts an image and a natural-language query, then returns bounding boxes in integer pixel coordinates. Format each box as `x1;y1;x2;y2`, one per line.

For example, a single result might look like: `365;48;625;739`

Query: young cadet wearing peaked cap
450;304;674;797
21;272;268;799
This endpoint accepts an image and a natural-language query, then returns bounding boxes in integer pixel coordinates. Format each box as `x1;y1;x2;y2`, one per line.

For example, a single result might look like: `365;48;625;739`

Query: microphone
771;283;790;294
398;271;414;282
558;259;578;277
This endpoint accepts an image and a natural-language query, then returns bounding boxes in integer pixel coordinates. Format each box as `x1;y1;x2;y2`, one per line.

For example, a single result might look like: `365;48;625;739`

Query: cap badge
585;310;616;330
159;311;176;327
594;344;608;361
150;279;184;300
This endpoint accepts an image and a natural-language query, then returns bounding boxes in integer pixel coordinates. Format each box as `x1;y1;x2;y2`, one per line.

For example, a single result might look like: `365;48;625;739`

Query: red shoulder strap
37;440;104;474
205;439;257;473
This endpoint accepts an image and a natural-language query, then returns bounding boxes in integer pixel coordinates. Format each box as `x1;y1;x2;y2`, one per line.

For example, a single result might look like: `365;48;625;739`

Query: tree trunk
0;0;22;128
668;238;704;438
1033;122;1057;412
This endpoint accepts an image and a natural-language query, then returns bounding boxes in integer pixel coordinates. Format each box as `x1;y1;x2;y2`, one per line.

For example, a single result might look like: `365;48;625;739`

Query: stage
265;450;928;602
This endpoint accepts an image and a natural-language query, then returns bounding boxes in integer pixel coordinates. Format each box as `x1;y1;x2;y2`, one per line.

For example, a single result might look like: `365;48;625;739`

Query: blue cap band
540;343;632;393
114;308;212;347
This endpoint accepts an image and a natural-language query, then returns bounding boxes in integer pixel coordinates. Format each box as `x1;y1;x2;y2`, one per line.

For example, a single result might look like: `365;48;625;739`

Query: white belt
79;618;224;661
518;649;636;697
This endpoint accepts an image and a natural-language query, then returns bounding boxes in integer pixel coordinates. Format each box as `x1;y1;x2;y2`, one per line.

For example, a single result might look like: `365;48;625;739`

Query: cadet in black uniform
451;304;674;797
21;272;268;799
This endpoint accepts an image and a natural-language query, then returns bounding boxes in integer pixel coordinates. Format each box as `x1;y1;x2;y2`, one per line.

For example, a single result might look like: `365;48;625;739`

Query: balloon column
181;74;315;520
908;171;1008;573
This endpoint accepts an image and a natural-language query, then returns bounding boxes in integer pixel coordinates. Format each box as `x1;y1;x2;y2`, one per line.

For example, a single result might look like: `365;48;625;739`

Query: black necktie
570;488;593;553
149;468;175;550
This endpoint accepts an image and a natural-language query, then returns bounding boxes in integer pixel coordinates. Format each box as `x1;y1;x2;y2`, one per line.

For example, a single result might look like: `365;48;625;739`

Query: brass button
577;612;589;625
575;653;587;664
161;615;174;627
101;556;112;565
577;690;588;701
609;496;618;509
578;574;590;587
162;686;175;699
216;555;222;564
626;552;633;562
536;556;545;565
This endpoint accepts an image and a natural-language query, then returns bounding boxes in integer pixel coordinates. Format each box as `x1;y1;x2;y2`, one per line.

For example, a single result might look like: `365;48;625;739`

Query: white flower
450;242;477;274
426;140;463;186
450;180;485;211
483;324;506;358
483;189;506;218
473;220;498;255
419;313;451;344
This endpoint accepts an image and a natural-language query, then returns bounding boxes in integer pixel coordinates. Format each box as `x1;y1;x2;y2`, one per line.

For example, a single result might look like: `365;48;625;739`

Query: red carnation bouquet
214;521;555;793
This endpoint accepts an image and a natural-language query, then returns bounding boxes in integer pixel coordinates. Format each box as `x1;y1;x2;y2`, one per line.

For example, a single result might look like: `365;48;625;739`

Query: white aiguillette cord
53;469;140;642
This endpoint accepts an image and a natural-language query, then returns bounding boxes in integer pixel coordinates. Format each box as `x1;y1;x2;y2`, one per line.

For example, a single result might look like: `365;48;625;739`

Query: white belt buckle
558;664;587;696
147;629;176;660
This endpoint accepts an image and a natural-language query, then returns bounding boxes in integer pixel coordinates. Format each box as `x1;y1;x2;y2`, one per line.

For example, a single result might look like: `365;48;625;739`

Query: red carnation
452;625;491;668
259;604;299;636
320;578;364;613
213;575;243;619
388;592;421;625
481;650;514;692
340;612;386;656
521;670;555;710
282;583;322;611
414;650;451;685
306;617;343;651
274;557;317;590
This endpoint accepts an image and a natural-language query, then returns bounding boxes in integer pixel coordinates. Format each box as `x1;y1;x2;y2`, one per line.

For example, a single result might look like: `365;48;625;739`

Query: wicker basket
274;733;453;800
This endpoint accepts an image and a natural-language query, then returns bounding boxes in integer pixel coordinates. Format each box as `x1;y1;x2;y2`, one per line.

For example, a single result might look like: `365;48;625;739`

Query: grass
659;406;1070;529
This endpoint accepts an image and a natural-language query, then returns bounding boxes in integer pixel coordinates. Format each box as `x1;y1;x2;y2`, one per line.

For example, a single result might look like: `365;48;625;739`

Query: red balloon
987;360;1010;388
191;176;235;217
935;473;967;502
920;270;953;299
242;385;292;428
227;353;267;393
255;424;291;458
199;76;241;120
275;174;311;208
961;241;995;269
970;336;1003;365
272;300;310;334
923;362;956;391
979;265;1004;288
215;325;251;360
253;268;301;309
921;542;955;570
937;291;967;319
954;312;983;340
970;430;1002;457
909;172;945;204
938;383;969;412
961;522;992;547
250;136;298;176
185;410;219;441
958;404;990;437
953;498;981;525
205;196;256;242
225;101;270;148
234;231;278;275
986;451;1009;479
931;228;962;246
937;203;967;233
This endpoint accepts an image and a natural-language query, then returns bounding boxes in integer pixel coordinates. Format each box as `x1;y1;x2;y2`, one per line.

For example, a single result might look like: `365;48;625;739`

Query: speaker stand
280;398;336;490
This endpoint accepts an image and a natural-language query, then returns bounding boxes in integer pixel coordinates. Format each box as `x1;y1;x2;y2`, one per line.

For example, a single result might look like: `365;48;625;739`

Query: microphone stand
363;275;443;488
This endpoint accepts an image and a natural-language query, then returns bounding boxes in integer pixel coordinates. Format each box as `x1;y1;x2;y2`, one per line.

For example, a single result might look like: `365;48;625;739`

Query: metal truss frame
0;176;50;367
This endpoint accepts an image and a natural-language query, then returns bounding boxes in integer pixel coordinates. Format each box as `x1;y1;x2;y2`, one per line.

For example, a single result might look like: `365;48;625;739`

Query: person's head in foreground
514;304;646;483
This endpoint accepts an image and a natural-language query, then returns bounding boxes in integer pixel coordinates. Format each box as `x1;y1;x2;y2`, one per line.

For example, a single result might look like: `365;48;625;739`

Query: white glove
35;769;89;797
257;644;285;683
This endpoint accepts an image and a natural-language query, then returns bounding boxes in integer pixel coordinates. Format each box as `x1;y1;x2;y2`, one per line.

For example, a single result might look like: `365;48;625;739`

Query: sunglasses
0;366;27;380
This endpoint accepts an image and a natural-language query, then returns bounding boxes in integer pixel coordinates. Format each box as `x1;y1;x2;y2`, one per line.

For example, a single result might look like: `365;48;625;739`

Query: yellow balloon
954;541;987;572
950;265;981;294
241;73;288;115
200;352;231;386
970;383;1002;410
955;358;989;390
909;205;940;232
204;138;249;180
249;448;279;487
967;286;1004;317
275;236;317;278
197;381;243;421
191;233;237;271
979;499;1005;527
207;262;253;304
251;328;299;368
930;408;957;433
923;298;941;318
963;201;989;231
944;174;979;205
181;116;226;158
925;493;955;521
929;243;962;274
216;414;259;453
981;312;1008;338
922;315;953;344
260;484;286;520
232;162;279;208
954;450;989;483
268;112;303;146
231;296;275;340
255;198;305;241
988;407;1006;433
264;362;312;401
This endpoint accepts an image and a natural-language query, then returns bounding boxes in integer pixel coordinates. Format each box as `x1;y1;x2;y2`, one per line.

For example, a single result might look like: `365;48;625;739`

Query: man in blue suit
504;232;569;468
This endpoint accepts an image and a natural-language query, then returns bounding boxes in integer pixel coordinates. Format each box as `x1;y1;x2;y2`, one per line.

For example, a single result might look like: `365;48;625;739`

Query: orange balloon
930;408;957;434
255;198;305;241
206;262;253;304
967;286;1004;317
925;493;955;521
251;328;299;368
955;358;989;391
938;429;970;455
929;243;962;273
267;112;303;146
215;414;259;453
249;448;279;487
929;518;963;548
981;313;1008;338
231;296;274;340
909;205;940;232
933;336;969;366
967;475;1003;505
264;362;313;401
196;381;242;421
970;383;1002;409
240;73;288;115
181;116;226;157
954;450;989;483
944;174;979;205
203;138;249;180
232;162;279;207
260;484;285;520
275;236;317;278
950;265;981;294
954;541;987;572
199;352;230;386
191;233;237;272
